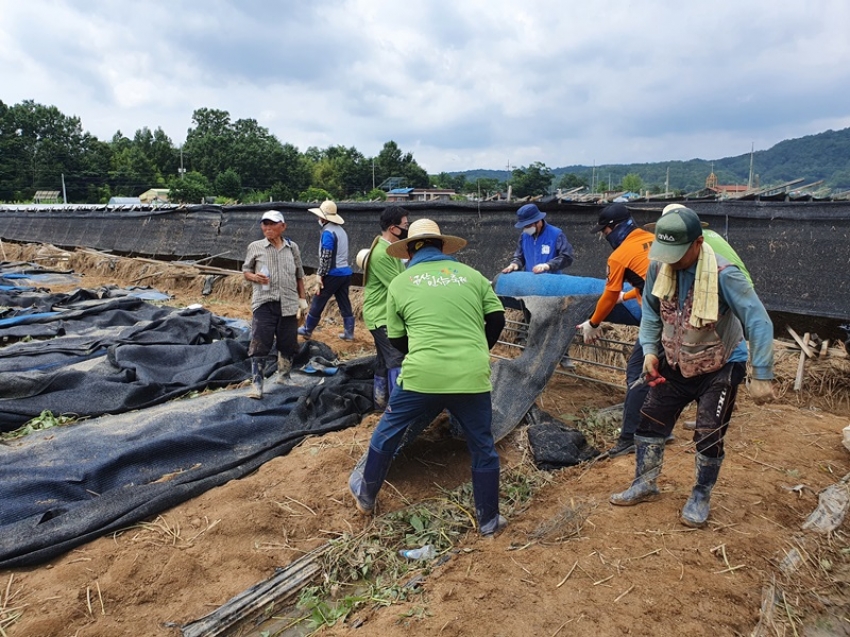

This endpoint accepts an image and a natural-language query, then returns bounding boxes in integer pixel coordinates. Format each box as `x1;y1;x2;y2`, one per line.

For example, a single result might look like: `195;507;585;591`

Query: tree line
3;99;849;204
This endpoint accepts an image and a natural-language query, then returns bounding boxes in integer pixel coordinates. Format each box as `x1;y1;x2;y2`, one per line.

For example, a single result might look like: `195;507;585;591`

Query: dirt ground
3;243;850;637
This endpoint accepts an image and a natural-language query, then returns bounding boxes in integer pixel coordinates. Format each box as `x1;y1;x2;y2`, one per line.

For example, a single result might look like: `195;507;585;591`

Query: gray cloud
2;0;849;171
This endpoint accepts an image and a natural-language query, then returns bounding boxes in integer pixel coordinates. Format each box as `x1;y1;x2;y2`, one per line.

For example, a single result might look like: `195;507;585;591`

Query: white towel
652;243;718;328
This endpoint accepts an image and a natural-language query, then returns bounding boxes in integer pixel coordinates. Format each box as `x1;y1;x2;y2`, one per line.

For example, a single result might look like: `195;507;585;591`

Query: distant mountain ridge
453;127;850;193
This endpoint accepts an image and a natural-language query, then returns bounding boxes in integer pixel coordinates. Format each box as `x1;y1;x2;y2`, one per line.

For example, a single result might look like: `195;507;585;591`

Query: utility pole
665;167;670;196
178;147;187;180
61;173;67;204
372;158;376;190
747;142;755;191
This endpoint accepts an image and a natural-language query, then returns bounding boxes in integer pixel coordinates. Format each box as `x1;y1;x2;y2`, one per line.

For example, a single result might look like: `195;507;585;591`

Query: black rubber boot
681;453;724;528
606;435;635;457
472;469;507;537
610;435;666;506
348;447;394;515
247;358;265;399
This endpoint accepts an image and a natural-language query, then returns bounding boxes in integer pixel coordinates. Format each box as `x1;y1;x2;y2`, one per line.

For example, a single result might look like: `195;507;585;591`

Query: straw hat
386;218;467;259
308;200;345;224
355;236;382;282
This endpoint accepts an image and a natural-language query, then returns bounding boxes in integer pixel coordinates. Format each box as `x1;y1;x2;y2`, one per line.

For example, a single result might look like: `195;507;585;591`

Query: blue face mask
605;219;636;249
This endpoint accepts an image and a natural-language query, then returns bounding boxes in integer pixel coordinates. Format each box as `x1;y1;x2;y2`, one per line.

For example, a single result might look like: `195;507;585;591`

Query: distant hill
454;127;850;193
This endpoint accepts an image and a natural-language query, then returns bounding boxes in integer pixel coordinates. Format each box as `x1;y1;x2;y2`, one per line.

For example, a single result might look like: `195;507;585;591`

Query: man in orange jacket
577;203;655;456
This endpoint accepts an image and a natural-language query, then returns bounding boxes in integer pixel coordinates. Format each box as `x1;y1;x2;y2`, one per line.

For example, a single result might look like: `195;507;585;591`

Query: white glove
617;291;625;304
532;263;550;274
748;379;774;404
501;262;520;274
296;297;308;321
577;320;602;344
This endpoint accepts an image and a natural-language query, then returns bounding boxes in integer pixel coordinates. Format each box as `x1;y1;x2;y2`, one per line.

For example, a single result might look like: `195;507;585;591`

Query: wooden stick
794;334;809;391
556;561;578;587
786;326;815;358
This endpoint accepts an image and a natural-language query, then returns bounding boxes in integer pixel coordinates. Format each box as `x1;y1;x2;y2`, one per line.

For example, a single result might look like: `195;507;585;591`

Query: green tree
374;141;429;189
621;173;644;193
215;169;242;200
511;162;553;198
299;186;334;203
167;171;211;204
556;173;587;190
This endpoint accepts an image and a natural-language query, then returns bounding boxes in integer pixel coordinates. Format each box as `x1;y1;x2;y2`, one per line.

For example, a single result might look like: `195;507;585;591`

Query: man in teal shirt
349;219;508;537
359;206;409;410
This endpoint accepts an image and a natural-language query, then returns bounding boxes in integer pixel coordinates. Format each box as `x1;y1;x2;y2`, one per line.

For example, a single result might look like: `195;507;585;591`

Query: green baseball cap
648;207;704;264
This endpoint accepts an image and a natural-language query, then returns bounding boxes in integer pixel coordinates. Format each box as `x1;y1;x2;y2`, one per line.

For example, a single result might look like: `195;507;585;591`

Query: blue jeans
369;388;499;472
621;339;650;438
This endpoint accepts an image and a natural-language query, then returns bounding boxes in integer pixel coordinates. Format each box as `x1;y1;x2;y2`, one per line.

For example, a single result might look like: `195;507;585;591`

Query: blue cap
514;203;546;229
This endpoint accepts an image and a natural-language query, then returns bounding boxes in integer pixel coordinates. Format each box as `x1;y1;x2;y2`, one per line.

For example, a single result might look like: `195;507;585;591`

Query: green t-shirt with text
362;238;406;330
386;258;504;394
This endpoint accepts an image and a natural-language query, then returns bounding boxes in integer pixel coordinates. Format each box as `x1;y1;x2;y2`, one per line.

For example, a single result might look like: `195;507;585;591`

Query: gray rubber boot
348;447;394;515
247;358;265;399
681;452;724;528
275;354;292;384
339;316;355;341
610;435;666;506
473;468;507;537
372;374;389;411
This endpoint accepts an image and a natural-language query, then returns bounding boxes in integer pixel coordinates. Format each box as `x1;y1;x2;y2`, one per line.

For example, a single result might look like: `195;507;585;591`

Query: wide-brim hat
643;203;709;232
514;203;546;228
356;236;382;281
386;218;467;259
308;200;345;224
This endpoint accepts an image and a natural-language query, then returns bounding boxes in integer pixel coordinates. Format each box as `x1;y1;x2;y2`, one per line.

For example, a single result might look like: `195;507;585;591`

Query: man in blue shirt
298;200;356;341
501;203;574;274
610;207;774;528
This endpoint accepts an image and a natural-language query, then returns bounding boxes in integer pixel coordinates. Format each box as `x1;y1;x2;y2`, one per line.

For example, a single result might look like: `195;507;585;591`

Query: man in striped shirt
242;210;308;399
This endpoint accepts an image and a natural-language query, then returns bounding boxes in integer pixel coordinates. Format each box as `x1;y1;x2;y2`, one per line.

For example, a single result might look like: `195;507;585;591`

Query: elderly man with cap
242;210;308;399
349;219;508;537
297;200;356;341
358;205;410;410
577;202;656;457
610;206;774;528
501;203;574;275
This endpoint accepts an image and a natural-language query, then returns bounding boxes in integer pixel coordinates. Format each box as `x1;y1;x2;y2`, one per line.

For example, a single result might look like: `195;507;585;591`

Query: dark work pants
621;340;650;439
636;360;746;458
249;302;298;361
370;325;405;376
309;274;353;319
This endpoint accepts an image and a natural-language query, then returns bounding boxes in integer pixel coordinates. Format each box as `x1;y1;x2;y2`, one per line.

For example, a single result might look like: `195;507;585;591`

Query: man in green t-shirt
349;219;508;537
358;206;410;410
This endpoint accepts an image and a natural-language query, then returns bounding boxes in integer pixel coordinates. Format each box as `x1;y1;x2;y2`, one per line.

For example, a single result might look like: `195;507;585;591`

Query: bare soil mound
3;243;850;637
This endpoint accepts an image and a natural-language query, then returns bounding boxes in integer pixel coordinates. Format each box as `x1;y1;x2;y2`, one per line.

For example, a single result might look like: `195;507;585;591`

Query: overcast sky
2;1;849;174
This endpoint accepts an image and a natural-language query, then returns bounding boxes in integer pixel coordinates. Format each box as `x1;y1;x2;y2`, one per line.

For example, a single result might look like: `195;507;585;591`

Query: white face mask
318;219;325;227
523;225;537;236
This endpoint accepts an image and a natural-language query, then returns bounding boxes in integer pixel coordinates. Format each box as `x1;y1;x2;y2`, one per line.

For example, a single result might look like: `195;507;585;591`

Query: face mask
523;225;536;236
318;219;325;227
395;226;409;240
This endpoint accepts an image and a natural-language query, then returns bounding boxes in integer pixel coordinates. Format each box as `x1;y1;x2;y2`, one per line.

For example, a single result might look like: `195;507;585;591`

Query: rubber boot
348;447;394;515
681;452;724;528
247;358;265;399
610;435;666;506
275;354;292;384
373;374;389;411
339;316;355;341
297;313;320;338
472;468;507;537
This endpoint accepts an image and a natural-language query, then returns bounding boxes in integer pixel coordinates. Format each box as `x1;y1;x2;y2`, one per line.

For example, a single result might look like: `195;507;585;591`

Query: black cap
591;203;632;233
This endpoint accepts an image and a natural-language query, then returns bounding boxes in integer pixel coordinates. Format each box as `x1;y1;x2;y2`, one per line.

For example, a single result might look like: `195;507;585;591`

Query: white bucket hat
308;200;345;225
385;218;467;259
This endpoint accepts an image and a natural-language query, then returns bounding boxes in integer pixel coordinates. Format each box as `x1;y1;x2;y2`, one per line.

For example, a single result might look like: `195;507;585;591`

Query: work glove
532;263;551;274
748;379;774;404
577;320;602;344
310;278;322;295
617;291;625;304
296;297;308;322
642;353;666;387
501;262;519;274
